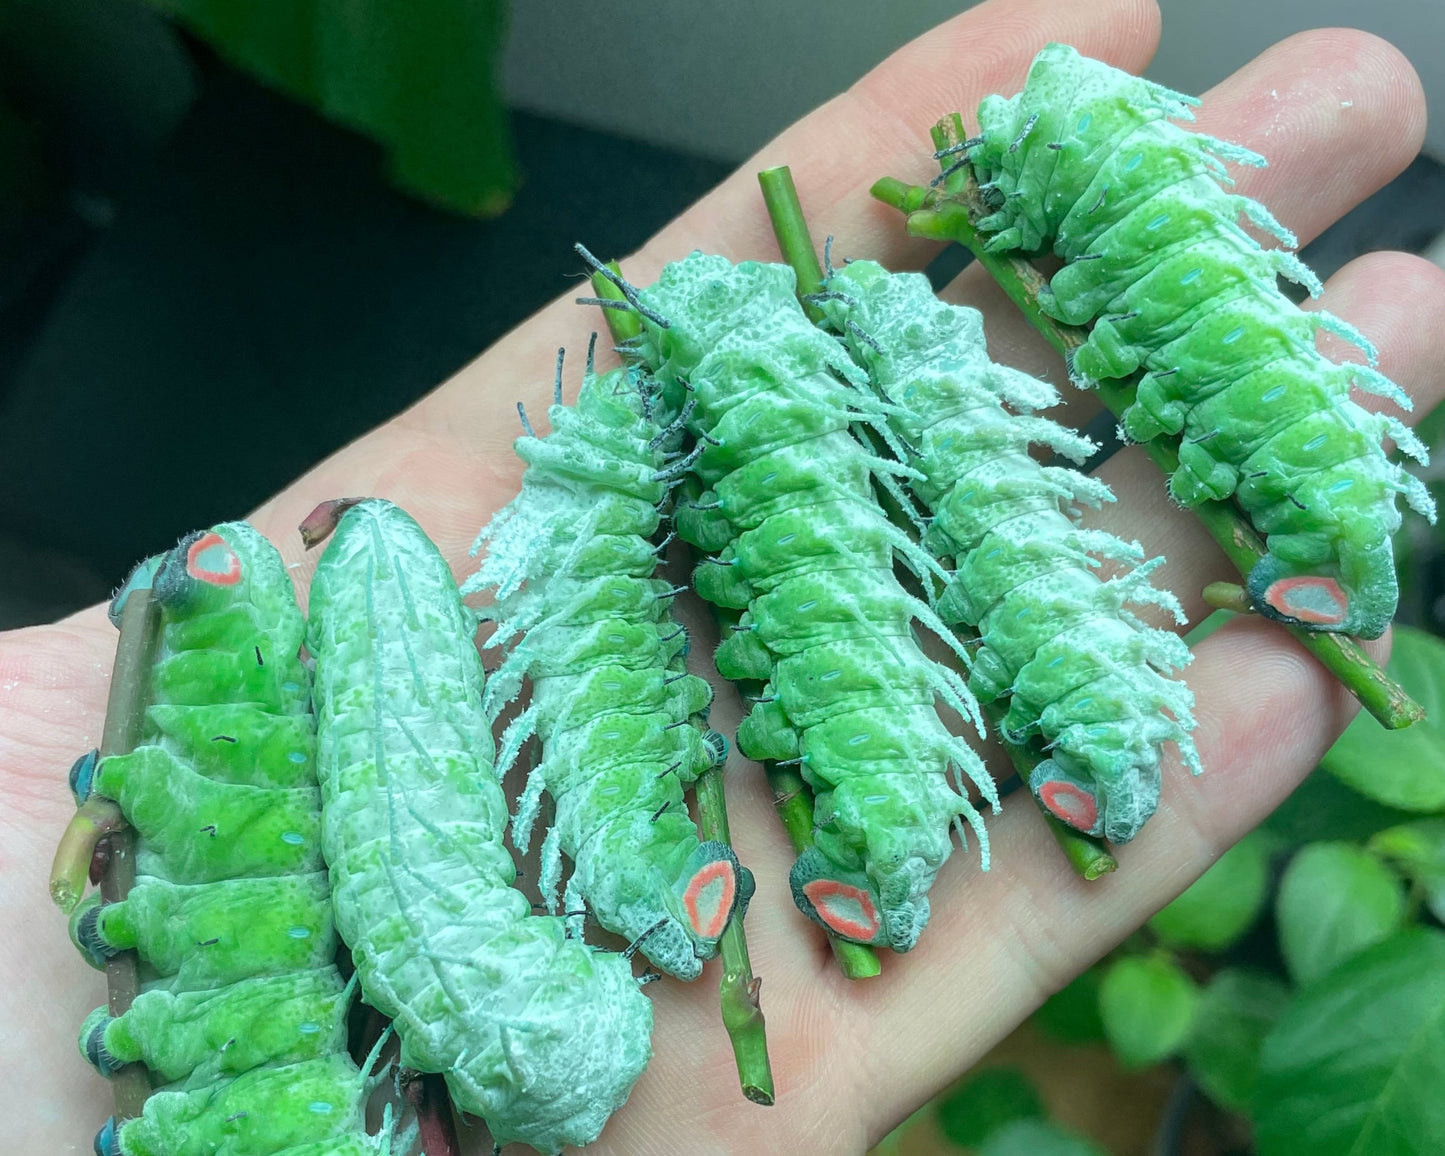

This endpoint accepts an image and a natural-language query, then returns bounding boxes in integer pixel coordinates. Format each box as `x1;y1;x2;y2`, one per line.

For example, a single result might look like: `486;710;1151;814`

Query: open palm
7;1;1441;1151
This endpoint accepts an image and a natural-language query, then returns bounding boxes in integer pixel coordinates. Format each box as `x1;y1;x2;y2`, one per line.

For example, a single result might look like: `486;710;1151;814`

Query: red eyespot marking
186;533;242;586
802;879;880;942
683;860;737;940
1040;781;1100;831
1263;576;1348;626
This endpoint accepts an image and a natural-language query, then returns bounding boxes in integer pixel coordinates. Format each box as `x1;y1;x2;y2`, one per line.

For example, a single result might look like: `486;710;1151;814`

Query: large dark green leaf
1148;830;1270;951
979;1120;1108;1156
1255;928;1445;1156
1098;954;1200;1068
1370;820;1445;923
934;1067;1044;1148
1183;969;1291;1113
1266;769;1420;847
1321;626;1445;811
1276;843;1407;985
145;0;516;215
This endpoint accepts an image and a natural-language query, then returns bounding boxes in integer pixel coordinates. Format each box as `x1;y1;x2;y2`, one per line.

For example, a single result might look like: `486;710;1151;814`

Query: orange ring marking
683;860;737;940
1263;576;1348;626
801;878;880;941
1040;781;1100;831
186;533;243;586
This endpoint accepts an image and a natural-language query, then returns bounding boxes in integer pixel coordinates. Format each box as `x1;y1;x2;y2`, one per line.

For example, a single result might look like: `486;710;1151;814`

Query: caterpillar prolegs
306;498;653;1154
66;523;399;1156
467;354;752;981
616;252;998;952
818;260;1198;843
959;42;1434;639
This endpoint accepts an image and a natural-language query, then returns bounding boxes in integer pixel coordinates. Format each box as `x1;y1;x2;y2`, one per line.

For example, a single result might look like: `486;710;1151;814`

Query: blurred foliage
934;1068;1043;1148
1147;831;1271;951
141;0;516;215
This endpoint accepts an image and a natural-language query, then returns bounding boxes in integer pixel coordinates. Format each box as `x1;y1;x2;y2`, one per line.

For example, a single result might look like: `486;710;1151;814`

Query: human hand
7;0;1441;1150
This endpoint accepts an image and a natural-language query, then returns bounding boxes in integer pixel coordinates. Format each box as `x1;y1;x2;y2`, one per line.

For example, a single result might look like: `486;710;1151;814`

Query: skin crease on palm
5;0;1443;1151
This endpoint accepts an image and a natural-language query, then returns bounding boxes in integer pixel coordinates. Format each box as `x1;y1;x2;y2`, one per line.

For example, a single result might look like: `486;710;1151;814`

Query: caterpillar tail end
789;848;896;949
1247;554;1388;639
1029;760;1105;839
681;840;753;937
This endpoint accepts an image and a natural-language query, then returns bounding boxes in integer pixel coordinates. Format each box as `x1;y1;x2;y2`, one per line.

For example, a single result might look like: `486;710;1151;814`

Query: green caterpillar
68;523;395;1156
467;353;751;981
818;259;1198;843
306;498;653;1154
952;42;1434;639
598;251;996;952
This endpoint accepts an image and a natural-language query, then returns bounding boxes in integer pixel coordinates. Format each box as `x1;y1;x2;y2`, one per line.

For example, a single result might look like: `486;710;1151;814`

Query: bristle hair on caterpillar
958;42;1434;640
604;251;999;953
467;352;753;981
68;523;403;1156
306;497;653;1155
818;258;1198;843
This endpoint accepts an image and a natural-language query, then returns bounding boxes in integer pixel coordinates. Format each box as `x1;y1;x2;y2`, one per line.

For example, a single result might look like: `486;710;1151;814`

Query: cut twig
871;131;1424;731
759;164;1117;879
53;587;162;1123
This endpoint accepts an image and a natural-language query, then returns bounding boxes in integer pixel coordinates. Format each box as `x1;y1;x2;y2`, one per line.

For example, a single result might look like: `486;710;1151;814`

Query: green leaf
1148;830;1270;950
144;0;516;215
1255;928;1445;1156
1182;969;1291;1113
1266;768;1420;847
1276;843;1407;985
1321;626;1445;811
1032;967;1106;1044
934;1067;1044;1148
979;1119;1108;1156
1370;820;1445;923
1098;953;1200;1068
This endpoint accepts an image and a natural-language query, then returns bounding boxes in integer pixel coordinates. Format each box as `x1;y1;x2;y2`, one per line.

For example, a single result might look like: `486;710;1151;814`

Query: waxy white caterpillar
467;353;751;981
598;251;998;952
819;259;1198;842
306;498;653;1154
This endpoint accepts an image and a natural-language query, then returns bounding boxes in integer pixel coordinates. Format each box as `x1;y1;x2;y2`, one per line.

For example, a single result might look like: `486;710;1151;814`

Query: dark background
1;0;1441;628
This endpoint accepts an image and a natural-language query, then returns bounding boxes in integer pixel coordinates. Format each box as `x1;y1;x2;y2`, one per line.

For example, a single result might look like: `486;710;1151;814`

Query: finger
1086;248;1445;629
942;27;1428;435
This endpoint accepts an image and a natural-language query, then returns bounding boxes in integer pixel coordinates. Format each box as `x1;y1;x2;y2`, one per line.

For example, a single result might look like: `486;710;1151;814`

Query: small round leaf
1098;953;1200;1069
1276;842;1406;986
1182;968;1290;1113
1148;830;1270;950
934;1067;1043;1148
1032;967;1106;1045
979;1119;1108;1156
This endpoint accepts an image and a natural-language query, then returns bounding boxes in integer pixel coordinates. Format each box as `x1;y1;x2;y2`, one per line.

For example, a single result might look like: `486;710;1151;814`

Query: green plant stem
694;762;776;1104
591;264;643;342
758;167;826;320
587;275;791;1076
871;165;1424;732
758;163;1118;879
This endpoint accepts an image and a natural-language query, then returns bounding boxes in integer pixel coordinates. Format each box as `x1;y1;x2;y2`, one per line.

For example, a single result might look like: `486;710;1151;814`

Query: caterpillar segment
66;523;395;1156
468;357;753;981
817;259;1198;843
307;498;653;1154
960;42;1433;639
613;252;998;952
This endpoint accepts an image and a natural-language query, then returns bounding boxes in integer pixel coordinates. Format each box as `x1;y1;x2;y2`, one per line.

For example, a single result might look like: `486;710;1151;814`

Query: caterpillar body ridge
961;42;1434;639
819;259;1198;842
